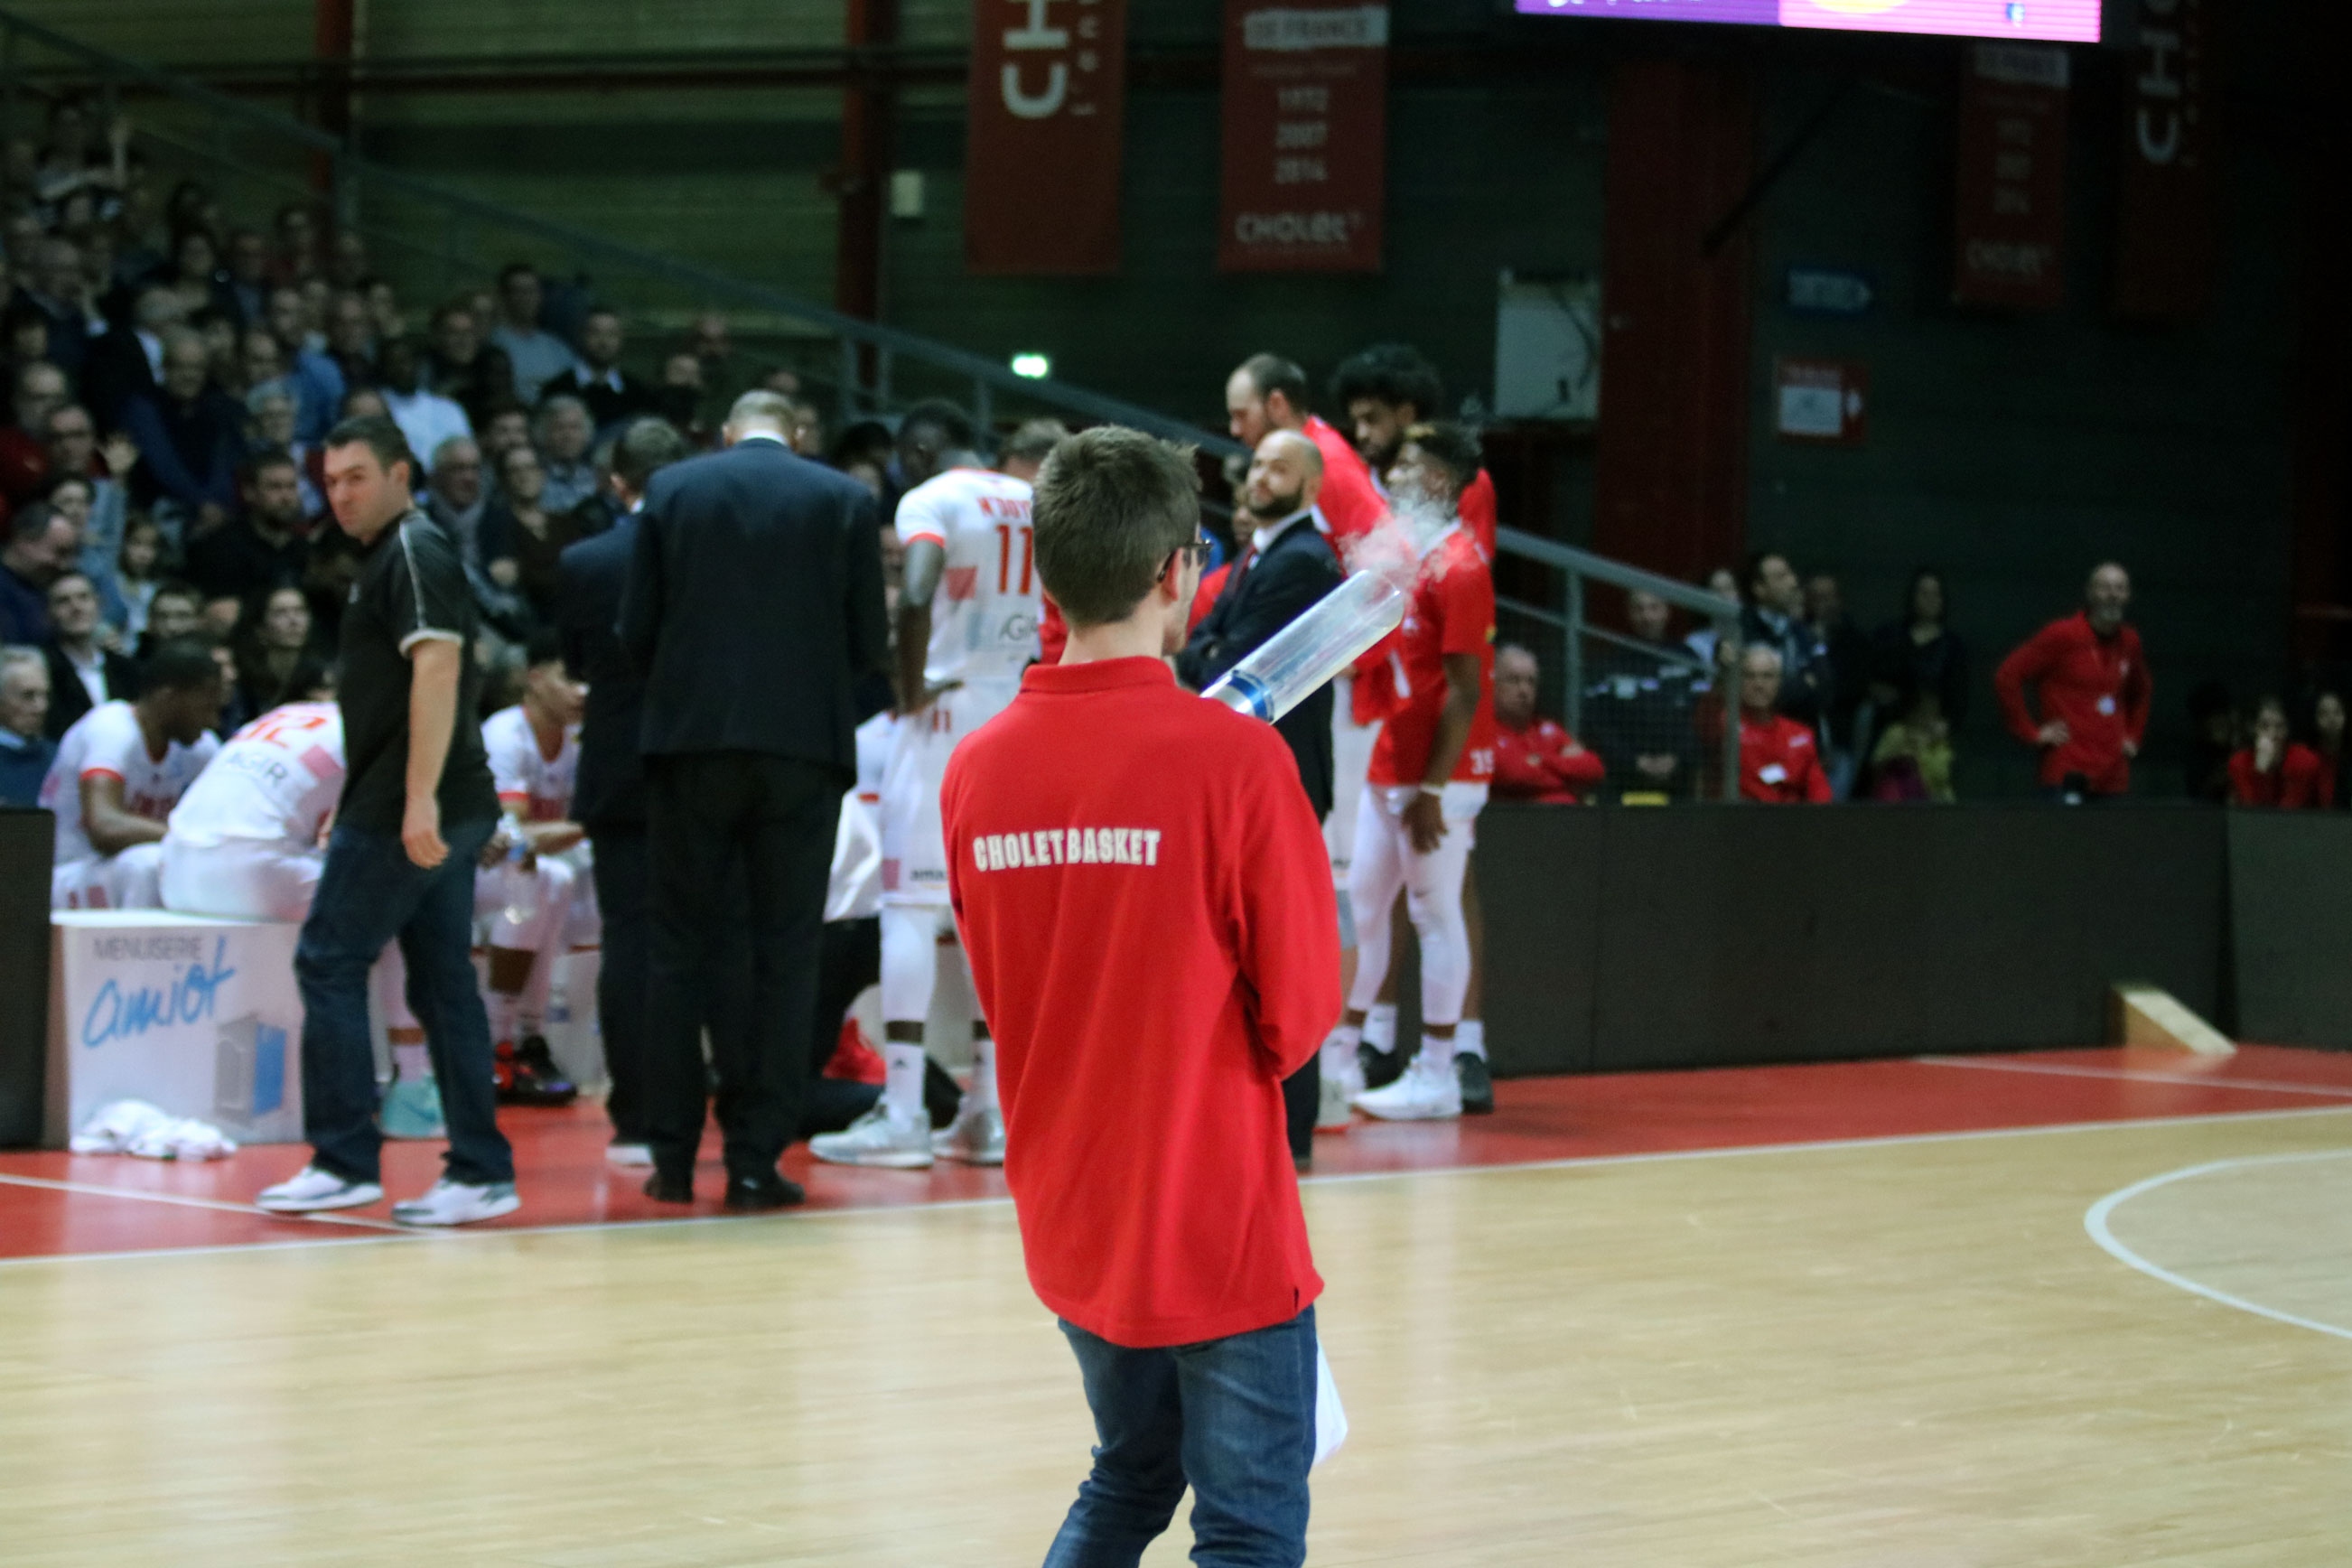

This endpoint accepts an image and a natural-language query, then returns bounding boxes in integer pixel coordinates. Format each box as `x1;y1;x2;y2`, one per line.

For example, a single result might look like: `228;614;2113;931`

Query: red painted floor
3;1045;2348;1264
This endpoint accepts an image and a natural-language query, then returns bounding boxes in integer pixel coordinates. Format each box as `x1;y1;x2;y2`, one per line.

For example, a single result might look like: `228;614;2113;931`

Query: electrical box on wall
1494;272;1600;422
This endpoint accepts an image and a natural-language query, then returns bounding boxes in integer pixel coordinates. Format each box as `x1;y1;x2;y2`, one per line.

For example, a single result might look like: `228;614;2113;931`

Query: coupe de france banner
1218;3;1388;274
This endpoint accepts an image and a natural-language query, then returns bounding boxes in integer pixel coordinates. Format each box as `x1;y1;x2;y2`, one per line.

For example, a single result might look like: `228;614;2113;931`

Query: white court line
5;1102;2350;1271
0;1171;407;1229
2083;1148;2352;1344
1918;1056;2352;1099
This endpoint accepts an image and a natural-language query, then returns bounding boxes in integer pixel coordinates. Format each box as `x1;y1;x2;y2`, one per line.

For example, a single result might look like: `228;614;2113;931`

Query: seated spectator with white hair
119;327;243;539
0;645;54;804
531;394;598;515
1737;644;1832;804
1489;644;1605;805
39;637;225;907
41;567;136;740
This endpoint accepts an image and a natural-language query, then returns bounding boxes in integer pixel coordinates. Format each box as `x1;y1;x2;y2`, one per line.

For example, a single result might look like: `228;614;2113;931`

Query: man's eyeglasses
1162;530;1212;581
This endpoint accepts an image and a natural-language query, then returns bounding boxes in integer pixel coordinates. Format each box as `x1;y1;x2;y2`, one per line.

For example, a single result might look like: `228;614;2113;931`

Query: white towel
1312;1341;1348;1469
70;1100;239;1162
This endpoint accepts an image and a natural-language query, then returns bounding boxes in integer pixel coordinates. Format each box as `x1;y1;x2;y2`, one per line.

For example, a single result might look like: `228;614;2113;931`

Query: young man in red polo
943;426;1340;1568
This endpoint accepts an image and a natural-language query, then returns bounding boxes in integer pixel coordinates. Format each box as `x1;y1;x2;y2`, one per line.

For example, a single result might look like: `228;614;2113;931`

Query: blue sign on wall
1785;266;1877;318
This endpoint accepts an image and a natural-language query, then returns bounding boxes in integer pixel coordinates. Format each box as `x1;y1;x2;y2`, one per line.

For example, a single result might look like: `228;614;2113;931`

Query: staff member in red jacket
944;427;1340;1568
1738;645;1833;804
1490;643;1605;804
1994;563;2151;800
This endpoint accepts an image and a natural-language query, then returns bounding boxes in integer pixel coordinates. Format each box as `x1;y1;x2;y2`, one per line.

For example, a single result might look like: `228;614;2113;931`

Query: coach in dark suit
618;390;890;1209
1176;428;1343;1162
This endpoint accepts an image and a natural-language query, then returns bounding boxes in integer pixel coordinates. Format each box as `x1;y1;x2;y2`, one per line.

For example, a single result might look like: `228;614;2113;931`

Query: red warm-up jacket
1993;611;2150;794
1492;716;1605;803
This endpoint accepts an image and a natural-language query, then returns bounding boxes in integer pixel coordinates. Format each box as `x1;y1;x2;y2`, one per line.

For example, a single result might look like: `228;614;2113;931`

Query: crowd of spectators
0;97;848;808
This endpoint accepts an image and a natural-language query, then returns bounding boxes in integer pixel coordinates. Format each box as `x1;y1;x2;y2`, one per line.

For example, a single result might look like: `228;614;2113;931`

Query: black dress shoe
642;1171;694;1204
723;1173;807;1212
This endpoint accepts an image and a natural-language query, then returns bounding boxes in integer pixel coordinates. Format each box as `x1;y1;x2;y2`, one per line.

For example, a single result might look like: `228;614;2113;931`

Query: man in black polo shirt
257;415;517;1227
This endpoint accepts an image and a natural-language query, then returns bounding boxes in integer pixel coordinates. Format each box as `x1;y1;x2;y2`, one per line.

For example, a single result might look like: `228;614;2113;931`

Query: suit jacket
1175;513;1343;819
542;367;660;434
556;517;648;831
43;641;139;740
619;436;888;776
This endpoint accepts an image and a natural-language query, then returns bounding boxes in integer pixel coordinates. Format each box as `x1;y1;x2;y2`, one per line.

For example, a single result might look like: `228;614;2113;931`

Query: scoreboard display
1513;0;2100;44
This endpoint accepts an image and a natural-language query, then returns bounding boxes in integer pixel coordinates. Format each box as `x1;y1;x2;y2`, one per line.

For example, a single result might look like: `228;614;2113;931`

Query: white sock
1321;1022;1361;1076
1421;1029;1459;1076
1363;1003;1398;1055
968;1037;998;1112
485;990;519;1044
391;1042;431;1082
882;1041;927;1122
1454;1020;1486;1060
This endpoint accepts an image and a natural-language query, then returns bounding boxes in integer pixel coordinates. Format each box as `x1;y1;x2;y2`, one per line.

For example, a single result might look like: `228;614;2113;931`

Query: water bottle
500;836;539;927
1201;572;1407;724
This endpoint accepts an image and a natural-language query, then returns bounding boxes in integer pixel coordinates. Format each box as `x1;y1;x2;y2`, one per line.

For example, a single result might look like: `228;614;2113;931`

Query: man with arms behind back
946;428;1339;1568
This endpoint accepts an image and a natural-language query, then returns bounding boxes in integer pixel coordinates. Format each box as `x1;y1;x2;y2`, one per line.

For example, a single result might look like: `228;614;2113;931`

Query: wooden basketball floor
3;1046;2349;1565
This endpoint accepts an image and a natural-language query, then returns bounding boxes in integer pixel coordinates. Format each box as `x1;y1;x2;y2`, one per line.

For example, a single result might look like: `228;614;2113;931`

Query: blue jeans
1045;1307;1316;1568
294;817;512;1187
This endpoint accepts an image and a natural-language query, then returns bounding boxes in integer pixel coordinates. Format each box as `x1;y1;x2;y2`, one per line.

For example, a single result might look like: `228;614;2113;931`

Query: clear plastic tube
1201;572;1406;723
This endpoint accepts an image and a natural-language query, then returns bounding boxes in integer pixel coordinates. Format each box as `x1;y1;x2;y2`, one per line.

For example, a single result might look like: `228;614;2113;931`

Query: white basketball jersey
894;467;1041;686
165;702;345;852
482;705;580;822
42;700;219;865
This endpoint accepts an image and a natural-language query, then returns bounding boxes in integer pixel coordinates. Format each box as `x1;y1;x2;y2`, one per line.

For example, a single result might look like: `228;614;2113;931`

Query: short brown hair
1031;427;1199;629
323;414;415;481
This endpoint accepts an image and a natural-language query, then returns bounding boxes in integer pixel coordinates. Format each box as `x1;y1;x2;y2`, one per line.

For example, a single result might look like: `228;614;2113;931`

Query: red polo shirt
1994;611;2151;794
1492;716;1604;803
1740;713;1833;803
943;658;1339;1349
1303;415;1384;549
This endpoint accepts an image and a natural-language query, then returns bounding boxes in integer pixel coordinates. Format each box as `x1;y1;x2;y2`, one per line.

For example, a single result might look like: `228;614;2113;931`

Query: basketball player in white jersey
42;639;224;909
161;670;449;1139
478;628;594;1106
810;411;1065;1170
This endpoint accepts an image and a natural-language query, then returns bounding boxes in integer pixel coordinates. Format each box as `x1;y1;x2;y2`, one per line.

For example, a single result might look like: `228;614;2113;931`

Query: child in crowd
103;514;165;642
1870;691;1955;803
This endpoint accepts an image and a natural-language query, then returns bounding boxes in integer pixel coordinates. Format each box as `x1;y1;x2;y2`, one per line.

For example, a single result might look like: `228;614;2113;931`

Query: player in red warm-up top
943;426;1339;1568
1994;561;2151;800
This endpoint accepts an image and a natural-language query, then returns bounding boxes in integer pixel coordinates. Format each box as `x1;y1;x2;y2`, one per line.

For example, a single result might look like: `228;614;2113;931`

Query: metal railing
1496;527;1743;803
0;5;1241;453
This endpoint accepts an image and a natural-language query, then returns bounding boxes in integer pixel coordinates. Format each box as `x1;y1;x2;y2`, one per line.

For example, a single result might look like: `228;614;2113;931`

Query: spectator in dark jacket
1869;568;1970;730
1740;550;1826;731
119;329;243;534
540;308;658;434
1584;588;1705;800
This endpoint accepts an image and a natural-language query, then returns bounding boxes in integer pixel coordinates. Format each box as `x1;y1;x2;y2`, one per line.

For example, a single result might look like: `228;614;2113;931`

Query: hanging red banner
1218;2;1387;274
1951;43;2070;312
2113;0;2217;322
966;0;1127;276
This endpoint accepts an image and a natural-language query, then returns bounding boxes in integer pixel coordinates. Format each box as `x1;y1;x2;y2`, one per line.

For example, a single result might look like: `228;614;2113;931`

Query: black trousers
644;751;842;1181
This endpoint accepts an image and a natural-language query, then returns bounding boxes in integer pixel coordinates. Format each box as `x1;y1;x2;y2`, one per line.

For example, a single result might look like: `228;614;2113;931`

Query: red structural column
836;0;897;326
311;0;354;204
1591;58;1757;589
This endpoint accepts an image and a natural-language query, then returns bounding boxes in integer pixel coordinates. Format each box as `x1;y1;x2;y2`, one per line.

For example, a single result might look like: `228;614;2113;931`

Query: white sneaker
257;1165;384;1213
809;1103;935;1169
1351;1055;1462;1122
1316;1059;1361;1131
390;1179;521;1227
605;1142;654;1169
932;1101;1006;1165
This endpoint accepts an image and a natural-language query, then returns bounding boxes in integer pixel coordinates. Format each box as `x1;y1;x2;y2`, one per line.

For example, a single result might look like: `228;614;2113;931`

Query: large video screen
1513;0;2099;44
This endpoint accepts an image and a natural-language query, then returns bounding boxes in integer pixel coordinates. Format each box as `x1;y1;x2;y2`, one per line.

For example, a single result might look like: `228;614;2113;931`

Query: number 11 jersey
893;466;1041;686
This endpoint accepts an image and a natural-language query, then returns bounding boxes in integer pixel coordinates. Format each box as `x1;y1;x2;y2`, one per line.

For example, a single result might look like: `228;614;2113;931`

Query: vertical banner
1218;2;1387;273
966;0;1127;276
1951;43;2070;312
2113;0;2216;322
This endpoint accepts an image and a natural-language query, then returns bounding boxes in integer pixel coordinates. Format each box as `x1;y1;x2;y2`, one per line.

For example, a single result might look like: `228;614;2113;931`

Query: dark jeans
1047;1307;1317;1568
294;817;512;1187
588;826;652;1144
644;751;839;1181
